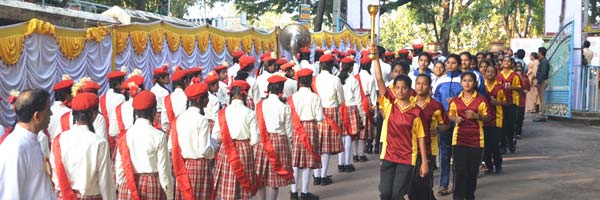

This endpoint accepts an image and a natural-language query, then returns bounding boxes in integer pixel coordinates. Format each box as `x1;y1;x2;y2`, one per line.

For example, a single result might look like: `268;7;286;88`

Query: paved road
272;114;600;199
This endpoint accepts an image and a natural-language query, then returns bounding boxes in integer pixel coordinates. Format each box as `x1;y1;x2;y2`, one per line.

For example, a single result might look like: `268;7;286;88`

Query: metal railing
573;65;600;112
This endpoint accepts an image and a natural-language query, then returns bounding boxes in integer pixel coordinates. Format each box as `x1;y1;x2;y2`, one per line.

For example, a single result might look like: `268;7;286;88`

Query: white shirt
211;99;259;145
50;125;116;199
205;92;220;122
254;71;273;102
283;78;298;98
218;81;230;106
49;101;72;138
358;70;378;106
161;88;187;132
260;95;293;140
102;91;126;125
0;125;56;200
37;132;50;158
411;56;419;71
227;63;240;84
307;60;320;76
291;87;324;122
315;71;345;108
169;107;215;159
109;100;134;137
151;83;170;113
115;118;173;199
56;112;108;140
0;125;4;138
342;76;365;120
351;63;360;76
372;59;391;84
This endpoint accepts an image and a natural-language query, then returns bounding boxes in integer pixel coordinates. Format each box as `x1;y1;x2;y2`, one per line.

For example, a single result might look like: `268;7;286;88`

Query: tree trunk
314;0;327;32
440;0;452;54
559;0;566;27
592;0;598;24
136;0;147;11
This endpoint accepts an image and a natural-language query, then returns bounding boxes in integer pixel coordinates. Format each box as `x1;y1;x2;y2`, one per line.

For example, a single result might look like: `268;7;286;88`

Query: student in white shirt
288;69;323;200
255;75;295;200
212;80;260;200
408;52;434;89
170;82;215;199
312;54;345;186
280;62;298;98
214;64;230;107
151;65;171;129
235;55;258;110
0;89;55;200
228;50;245;85
203;71;221;129
355;56;378;162
58;78;108;141
254;52;278;103
337;57;365;173
161;67;188;132
50;93;116;200
49;75;74;139
115;91;174;199
101;70;127;154
109;75;144;141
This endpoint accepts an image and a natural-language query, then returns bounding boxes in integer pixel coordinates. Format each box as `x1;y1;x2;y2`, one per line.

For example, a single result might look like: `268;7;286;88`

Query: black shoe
496;166;503;174
484;169;494;175
291;192;299;200
345;164;356;172
509;146;516;153
365;145;373;154
313;176;321;185
359;155;368;162
338;165;345;173
320;176;333;186
533;118;546;122
300;192;320;200
353;155;359;162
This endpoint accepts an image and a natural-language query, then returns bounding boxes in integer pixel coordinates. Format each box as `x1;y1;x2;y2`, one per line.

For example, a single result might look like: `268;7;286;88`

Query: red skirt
214;140;257;200
118;173;166;200
254;134;294;187
291;121;322;169
57;190;103;200
175;158;214;200
343;105;362;136
318;107;344;154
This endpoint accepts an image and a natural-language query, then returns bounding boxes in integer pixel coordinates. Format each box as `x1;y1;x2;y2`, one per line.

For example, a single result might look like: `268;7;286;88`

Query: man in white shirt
280;62;298;98
170;82;215;199
0;89;55;200
212;80;260;200
312;54;345;186
115;91;174;199
151;65;171;129
50;93;116;200
161;68;188;132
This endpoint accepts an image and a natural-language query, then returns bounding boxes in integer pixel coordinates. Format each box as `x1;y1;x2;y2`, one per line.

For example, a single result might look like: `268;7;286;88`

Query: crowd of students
0;41;548;200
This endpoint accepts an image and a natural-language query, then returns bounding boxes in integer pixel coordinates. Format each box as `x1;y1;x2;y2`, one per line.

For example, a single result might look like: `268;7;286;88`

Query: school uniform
212;99;260;200
516;75;530;137
283;78;298;98
484;81;506;172
448;91;489;200
378;88;425;200
161;87;188;133
109;100;134;137
497;69;521;152
356;70;377;141
408;68;434;89
151;83;170;129
99;90;126;137
206;91;220;129
49;101;72;139
314;70;345;154
58;112;108;141
254;71;272;102
218;80;230;106
338;75;364;168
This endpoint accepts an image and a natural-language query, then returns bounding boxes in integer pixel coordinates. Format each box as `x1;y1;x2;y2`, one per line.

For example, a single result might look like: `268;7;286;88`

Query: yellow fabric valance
0;35;24;65
130;31;149;55
181;34;196;56
149;29;164;54
165;31;181;53
57;36;86;60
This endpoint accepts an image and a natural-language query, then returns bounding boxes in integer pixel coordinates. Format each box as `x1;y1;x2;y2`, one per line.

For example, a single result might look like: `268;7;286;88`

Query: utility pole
333;0;341;32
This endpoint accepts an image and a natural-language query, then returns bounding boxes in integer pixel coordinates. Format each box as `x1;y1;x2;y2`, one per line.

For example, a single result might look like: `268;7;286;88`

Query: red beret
300;47;310;53
315;48;324;54
361;49;370;57
347;49;356;55
267;75;287;84
360;56;372;65
81;80;100;92
398;49;409;55
107;71;126;80
412;44;424;49
204;71;219;84
214;65;227;72
53;80;74;91
171;69;187;82
185;82;209;99
187;66;202;76
262;52;276;62
232;50;245;58
229;80;251;91
132;91;156;110
295;68;313;78
276;57;288;65
129;76;144;86
319;54;335;63
153;65;169;76
340;56;355;64
239;55;256;70
71;93;99;111
280;62;295;71
384;52;395;57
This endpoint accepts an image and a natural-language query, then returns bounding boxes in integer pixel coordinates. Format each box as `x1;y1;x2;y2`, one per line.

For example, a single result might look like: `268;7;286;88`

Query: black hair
233;57;240;64
514;49;525;59
314;52;323;62
297;75;312;89
418;52;432;66
172;79;187;90
187;94;208;115
397;53;409;60
392;60;411;75
235;71;250;81
300;52;311;62
531;52;540;60
459;51;472;59
475;52;484;58
461;72;478;89
485;63;498;75
480;60;492;68
360;62;372;74
134;108;155;123
242;63;254;72
416;74;432;86
319;61;334;73
229;86;247;106
446;54;462;66
268;82;284;94
392;74;412;88
584;41;591;48
72;109;97;133
538;47;547;57
377;46;386;58
110;77;124;93
54;88;71;102
264;60;278;73
433;60;445;69
339;63;353;85
14;89;50;123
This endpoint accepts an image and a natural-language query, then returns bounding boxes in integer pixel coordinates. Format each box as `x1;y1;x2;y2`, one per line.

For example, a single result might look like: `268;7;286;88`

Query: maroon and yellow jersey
484;81;506;128
378;88;425;166
497;70;521;105
411;96;449;156
518;75;531;107
449;91;489;148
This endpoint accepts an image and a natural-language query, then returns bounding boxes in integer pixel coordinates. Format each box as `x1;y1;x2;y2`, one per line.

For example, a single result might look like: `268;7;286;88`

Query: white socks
358;139;365;156
338;136;353;165
292;167;312;194
316;154;330;177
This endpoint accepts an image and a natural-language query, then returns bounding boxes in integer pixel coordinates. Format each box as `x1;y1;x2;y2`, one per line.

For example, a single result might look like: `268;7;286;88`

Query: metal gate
544;20;574;118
